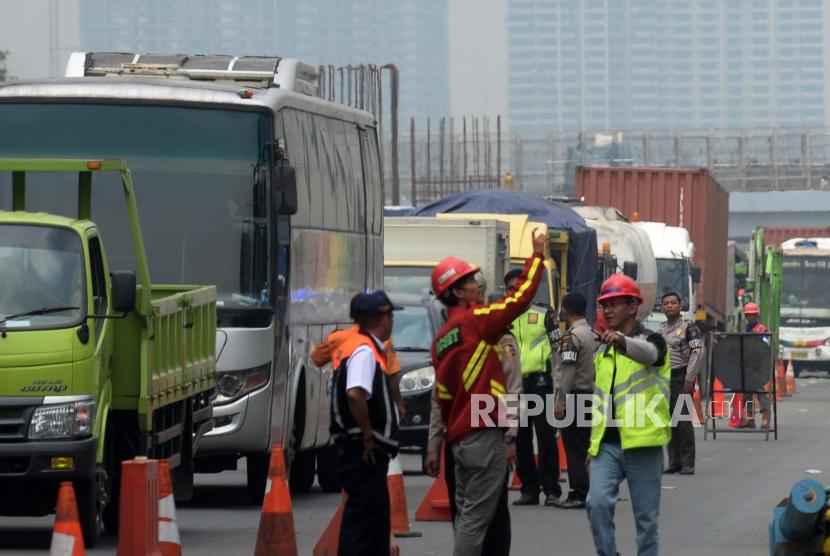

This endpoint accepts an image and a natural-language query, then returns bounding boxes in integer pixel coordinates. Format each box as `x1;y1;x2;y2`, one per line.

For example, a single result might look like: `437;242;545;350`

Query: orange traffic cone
312;492;347;556
710;378;727;418
509;467;522;491
786;359;797;395
415;447;451;522
50;482;85;556
254;445;298;556
557;436;568;474
387;455;421;538
774;360;786;400
728;394;744;428
692;390;704;424
157;460;182;556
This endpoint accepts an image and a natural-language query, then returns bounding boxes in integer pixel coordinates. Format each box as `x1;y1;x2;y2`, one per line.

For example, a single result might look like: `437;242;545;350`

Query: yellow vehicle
437;213;569;311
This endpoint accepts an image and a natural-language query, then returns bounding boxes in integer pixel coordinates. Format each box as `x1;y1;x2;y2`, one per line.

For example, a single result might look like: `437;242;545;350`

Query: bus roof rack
65;52;319;96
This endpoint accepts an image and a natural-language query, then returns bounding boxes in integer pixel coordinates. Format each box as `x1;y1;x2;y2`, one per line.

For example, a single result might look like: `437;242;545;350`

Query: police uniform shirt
656;318;702;382
554;318;597;410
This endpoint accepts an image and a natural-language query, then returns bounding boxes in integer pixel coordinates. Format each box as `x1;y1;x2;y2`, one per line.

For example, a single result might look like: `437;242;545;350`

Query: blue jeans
586;443;663;556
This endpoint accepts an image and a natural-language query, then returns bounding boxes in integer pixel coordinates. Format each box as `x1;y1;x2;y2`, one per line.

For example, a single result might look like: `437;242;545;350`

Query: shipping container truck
762;227;830;248
571;205;657;322
575;166;729;328
383;217;510;299
0;160;216;546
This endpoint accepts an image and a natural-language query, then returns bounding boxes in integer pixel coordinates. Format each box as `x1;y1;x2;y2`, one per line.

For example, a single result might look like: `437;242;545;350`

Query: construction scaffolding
388;124;830;204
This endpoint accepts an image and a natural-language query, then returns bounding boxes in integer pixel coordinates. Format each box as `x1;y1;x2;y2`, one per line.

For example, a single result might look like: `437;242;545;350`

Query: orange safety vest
313;325;400;375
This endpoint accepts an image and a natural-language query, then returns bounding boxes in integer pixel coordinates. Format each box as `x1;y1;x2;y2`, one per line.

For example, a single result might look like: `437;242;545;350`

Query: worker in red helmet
587;274;671;556
427;229;546;556
733;302;770;429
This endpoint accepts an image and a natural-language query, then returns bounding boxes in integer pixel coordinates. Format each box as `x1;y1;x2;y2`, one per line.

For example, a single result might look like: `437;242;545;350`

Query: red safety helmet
431;257;481;298
596;274;644;304
743;302;760;315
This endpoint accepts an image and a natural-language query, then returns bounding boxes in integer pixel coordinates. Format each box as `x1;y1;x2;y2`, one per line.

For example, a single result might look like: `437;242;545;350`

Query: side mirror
271;158;298;215
623;261;638;281
691;266;702;284
111;271;136;313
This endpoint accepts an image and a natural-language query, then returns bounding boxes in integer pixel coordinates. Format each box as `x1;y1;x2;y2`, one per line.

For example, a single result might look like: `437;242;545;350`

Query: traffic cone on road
775;360;786;400
312;492;346;556
557;436;568;474
728;394;743;428
710;378;727;418
157;460;182;556
49;482;85;556
388;455;421;538
415;447;451;522
254;445;298;556
786;359;797;394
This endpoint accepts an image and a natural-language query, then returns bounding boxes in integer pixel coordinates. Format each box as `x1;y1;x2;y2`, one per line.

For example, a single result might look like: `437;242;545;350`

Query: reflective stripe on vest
589;345;671;456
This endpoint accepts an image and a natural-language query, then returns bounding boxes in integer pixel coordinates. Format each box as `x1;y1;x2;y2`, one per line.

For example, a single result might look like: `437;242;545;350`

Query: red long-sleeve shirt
432;252;544;443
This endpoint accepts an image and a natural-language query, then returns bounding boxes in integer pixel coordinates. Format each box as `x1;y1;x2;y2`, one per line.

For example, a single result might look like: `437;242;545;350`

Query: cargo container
575;166;729;327
763;227;830;247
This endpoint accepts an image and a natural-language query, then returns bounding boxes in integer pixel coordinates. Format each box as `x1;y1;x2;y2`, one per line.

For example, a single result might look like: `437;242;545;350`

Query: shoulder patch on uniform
435;326;462;358
528;313;539;324
499;336;517;358
560;332;578;363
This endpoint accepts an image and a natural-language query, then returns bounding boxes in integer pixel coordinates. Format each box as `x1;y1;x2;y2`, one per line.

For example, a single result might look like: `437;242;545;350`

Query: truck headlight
400;366;435;393
216;363;271;405
28;400;95;440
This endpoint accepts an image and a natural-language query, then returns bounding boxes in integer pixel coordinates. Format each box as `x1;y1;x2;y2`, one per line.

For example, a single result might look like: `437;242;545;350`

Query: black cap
350;290;404;319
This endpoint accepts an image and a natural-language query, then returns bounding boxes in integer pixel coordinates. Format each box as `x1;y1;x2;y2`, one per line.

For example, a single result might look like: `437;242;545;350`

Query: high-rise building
507;0;829;133
79;0;449;122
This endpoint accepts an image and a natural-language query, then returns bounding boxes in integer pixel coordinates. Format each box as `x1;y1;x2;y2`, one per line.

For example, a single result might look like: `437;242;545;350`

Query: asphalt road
2;374;829;555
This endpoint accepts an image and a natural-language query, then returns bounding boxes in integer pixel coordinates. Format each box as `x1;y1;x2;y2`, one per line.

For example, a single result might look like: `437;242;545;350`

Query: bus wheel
316;445;341;493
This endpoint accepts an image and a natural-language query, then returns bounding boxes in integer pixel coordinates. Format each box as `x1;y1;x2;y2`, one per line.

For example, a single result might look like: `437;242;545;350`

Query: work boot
663;465;682;474
551;497;586;509
512;493;539;506
680;466;695;475
543;493;561;506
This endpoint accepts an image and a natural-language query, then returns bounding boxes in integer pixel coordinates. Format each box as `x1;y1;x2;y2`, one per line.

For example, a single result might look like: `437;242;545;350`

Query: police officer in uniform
656;291;702;475
329;291;402;555
504;269;561;506
552;293;597;508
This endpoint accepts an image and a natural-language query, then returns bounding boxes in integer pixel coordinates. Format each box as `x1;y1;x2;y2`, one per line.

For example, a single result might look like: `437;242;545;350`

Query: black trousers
337;441;391;556
667;366;696;469
445;440;511;556
560;389;592;502
516;372;560;497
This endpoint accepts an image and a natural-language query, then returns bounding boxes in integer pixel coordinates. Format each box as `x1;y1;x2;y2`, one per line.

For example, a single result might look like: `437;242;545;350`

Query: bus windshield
0;103;272;310
781;255;830;312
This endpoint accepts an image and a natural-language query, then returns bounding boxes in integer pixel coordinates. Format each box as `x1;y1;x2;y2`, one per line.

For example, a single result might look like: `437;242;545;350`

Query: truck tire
246;451;270;505
289;449;316;493
76;476;103;548
173;401;195;502
316;445;341;493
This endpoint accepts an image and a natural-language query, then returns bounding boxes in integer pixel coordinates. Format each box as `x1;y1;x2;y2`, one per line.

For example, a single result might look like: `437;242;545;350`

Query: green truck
0;159;216;546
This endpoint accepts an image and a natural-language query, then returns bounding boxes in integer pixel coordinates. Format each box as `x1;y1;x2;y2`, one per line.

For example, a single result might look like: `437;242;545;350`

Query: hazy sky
0;0;508;120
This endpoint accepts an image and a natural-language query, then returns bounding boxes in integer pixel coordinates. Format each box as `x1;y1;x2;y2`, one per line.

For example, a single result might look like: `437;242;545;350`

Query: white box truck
384;217;510;299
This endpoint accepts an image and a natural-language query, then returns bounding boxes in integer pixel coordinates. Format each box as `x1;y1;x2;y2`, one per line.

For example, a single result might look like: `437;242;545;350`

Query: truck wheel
76;477;104;548
289;450;316;493
173;402;195;502
246;451;270;505
316;445;341;493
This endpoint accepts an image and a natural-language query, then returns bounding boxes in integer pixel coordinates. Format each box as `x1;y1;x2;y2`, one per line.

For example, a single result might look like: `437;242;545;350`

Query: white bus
780;237;830;376
0;53;383;508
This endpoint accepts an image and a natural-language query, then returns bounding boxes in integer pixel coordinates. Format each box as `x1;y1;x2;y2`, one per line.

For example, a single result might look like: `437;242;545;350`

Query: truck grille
0;401;36;441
